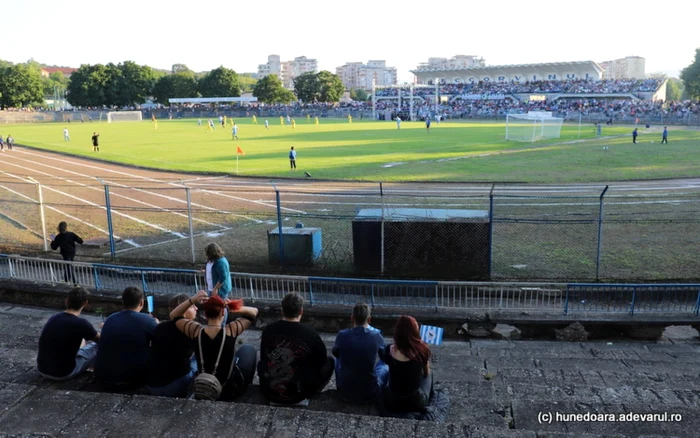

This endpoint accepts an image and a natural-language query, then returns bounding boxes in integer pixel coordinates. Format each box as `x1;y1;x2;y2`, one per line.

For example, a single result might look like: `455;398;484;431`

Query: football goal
106;111;143;123
505;112;563;142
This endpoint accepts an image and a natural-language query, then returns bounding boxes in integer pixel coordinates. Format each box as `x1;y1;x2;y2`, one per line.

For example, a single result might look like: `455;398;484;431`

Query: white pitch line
0;160;186;239
5;154;229;230
13;149;268;222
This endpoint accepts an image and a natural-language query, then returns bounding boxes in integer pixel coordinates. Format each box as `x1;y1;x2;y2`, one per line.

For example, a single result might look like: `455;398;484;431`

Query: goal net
505;112;563;142
106;111;143;123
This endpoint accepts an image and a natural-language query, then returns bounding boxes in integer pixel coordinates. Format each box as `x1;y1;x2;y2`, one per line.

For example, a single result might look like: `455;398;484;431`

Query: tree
293;71;345;103
67;61;156;107
666;78;684;101
114;61;156;106
253;74;295;104
316;71;345;102
152;71;199;104
293;72;320;102
171;63;191;74
239;74;258;93
350;88;368;102
198;66;241;97
42;71;69;96
680;48;700;100
0;63;44;109
67;64;111;107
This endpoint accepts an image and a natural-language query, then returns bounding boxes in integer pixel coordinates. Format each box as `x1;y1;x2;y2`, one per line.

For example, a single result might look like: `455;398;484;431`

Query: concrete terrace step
0;383;522;438
0;304;699;437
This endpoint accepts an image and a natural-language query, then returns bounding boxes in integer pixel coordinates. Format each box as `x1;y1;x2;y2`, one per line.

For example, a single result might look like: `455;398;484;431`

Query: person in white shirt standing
63;128;70;142
396;116;401;129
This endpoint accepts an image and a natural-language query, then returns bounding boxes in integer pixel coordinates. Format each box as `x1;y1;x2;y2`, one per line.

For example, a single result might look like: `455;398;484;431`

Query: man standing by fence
50;221;84;284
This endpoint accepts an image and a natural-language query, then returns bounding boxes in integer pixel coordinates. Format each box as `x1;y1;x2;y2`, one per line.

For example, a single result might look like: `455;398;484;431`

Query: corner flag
236;146;245;155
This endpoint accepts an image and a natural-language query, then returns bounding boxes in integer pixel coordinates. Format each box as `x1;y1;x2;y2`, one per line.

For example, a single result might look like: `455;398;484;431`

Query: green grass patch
4;119;698;182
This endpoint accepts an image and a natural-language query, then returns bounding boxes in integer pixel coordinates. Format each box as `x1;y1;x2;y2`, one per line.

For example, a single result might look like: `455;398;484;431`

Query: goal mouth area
106;111;143;123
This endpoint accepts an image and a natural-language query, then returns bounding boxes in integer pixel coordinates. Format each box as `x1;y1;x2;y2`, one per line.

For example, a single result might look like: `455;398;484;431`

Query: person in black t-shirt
37;287;100;380
170;290;258;401
91;132;100;152
146;294;199;397
50;221;83;283
378;315;433;413
258;292;335;404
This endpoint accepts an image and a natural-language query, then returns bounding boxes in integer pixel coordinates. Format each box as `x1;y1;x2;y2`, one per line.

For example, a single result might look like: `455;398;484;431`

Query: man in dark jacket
50;221;83;283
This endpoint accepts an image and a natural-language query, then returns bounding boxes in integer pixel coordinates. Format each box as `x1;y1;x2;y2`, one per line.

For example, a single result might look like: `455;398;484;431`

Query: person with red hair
379;315;434;412
170;290;258;400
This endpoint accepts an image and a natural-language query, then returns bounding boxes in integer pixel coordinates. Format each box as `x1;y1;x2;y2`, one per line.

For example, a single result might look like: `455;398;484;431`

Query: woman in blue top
205;243;232;299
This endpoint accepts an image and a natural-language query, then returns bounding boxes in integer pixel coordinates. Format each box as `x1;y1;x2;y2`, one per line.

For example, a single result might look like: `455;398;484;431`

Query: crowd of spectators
37;286;448;420
374;78;664;97
370;97;700;120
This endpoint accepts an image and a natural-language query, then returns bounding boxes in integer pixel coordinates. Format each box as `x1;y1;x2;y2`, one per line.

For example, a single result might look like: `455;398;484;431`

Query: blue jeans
40;341;98;381
335;360;389;403
147;356;198;398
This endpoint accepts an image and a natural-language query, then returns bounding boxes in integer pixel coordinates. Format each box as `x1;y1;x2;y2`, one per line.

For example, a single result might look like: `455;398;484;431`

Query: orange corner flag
236;146;245;155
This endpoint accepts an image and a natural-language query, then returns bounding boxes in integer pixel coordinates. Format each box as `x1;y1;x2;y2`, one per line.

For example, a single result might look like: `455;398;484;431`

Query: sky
2;0;696;82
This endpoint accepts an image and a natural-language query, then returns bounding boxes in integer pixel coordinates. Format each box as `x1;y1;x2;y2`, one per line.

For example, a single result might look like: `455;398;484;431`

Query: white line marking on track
0;160;187;239
4;153;229;230
12;151;274;223
0;171;134;244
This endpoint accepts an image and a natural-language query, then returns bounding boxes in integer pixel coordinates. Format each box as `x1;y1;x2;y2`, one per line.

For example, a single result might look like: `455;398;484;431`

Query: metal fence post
272;183;285;267
595;185;609;281
28;179;48;251
103;184;116;260
630;287;636;316
185;187;196;264
488;184;495;279
380;182;385;275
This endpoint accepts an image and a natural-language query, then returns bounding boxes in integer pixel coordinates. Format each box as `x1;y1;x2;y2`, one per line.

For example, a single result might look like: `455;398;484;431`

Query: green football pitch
3;118;698;182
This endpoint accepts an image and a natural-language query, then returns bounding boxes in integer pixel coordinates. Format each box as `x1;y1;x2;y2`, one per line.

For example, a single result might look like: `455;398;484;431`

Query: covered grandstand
411;61;604;85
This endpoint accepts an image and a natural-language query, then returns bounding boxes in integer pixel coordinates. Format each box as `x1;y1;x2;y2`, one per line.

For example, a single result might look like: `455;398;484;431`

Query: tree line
0;59;355;109
4;51;699;109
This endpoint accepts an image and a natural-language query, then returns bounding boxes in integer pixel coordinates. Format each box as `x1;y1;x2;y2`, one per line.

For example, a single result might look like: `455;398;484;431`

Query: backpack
193;327;237;401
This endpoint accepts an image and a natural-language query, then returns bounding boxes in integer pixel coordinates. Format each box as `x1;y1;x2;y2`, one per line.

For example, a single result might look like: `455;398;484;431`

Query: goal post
505;112;563;143
106;111;143;123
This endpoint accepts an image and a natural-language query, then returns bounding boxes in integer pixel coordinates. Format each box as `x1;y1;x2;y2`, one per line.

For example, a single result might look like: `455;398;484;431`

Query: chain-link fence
1;178;699;281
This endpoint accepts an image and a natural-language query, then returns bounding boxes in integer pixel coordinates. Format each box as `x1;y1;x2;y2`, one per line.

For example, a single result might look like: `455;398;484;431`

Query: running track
1;146;700;256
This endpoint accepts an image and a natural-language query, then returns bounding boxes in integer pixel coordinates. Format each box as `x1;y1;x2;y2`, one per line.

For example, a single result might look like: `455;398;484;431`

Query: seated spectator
37;287;100;380
333;302;388;403
379;315;433;413
95;287;157;391
146;294;198;397
258;292;335;404
171;291;258;401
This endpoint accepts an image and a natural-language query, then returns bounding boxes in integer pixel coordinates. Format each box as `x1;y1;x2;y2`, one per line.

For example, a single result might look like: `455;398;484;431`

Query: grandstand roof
411;60;603;74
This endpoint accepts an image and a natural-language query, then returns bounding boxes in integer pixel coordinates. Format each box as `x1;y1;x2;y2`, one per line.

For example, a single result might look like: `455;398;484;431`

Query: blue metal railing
565;283;700;316
1;254;699;316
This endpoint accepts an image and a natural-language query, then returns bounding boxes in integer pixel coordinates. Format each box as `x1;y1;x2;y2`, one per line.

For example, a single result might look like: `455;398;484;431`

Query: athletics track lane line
0;170;135;246
0;160;187;240
3;153;230;231
14;149;307;215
